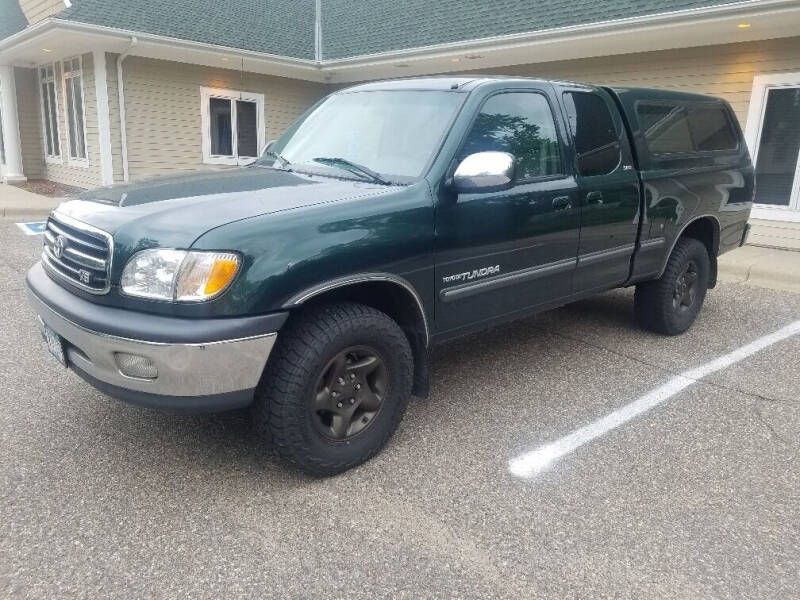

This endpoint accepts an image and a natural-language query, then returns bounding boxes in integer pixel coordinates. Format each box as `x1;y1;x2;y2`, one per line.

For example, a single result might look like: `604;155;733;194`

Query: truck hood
55;167;394;250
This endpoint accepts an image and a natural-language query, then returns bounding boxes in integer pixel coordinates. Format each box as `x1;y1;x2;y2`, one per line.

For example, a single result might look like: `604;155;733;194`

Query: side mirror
452;151;515;194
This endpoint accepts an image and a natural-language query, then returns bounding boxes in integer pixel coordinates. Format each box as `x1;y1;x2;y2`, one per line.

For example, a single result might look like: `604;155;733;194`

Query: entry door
746;74;800;221
435;88;580;334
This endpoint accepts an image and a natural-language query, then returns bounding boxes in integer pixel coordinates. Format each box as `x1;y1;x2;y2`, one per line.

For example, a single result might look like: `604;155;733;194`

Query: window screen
688;105;738;151
63;57;86;160
236;100;258;158
637;103;694;154
209;98;233;156
564;92;621;176
39;64;60;158
461;92;562;180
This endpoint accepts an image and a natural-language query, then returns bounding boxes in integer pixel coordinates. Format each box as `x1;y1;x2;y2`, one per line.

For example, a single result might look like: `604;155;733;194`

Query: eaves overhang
0;19;324;81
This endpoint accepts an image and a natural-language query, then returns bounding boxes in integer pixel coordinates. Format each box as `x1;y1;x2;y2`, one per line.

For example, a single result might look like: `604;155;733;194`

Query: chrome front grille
42;213;112;294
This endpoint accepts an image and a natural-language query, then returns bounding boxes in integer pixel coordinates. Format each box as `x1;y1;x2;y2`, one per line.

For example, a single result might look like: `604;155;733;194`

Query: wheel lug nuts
336;402;343;408
337;377;345;385
354;384;361;390
349;374;356;381
349;398;355;405
332;391;339;398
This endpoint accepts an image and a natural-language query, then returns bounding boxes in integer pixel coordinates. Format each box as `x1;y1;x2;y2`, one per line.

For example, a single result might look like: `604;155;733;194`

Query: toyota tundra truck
26;77;754;475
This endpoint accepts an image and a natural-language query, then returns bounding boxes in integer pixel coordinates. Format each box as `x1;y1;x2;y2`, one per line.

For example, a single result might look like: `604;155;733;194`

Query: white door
745;73;800;222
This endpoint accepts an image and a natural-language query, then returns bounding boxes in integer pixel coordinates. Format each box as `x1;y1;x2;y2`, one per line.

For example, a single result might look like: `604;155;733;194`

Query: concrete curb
718;245;800;294
1;207;57;218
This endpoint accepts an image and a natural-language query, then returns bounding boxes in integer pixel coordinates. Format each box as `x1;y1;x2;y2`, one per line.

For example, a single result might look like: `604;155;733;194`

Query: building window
39;64;61;161
200;87;265;166
62;57;87;163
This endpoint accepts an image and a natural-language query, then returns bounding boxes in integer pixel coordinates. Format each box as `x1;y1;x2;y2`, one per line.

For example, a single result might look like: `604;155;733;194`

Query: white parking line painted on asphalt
509;320;800;479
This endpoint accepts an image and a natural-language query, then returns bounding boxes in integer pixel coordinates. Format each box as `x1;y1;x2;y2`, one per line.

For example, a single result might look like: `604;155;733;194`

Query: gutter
116;36;137;183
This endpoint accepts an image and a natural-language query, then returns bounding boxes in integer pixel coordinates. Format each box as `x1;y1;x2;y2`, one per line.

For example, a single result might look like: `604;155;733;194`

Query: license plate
38;318;67;367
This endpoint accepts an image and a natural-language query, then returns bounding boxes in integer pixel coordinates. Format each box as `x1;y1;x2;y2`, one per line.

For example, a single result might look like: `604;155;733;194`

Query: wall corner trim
92;50;114;186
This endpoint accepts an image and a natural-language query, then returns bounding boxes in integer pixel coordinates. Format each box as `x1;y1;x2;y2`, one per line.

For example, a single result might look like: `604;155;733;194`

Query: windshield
260;90;465;182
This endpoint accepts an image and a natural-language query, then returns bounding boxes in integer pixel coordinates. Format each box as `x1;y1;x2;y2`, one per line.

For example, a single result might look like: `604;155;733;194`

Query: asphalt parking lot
2;217;799;599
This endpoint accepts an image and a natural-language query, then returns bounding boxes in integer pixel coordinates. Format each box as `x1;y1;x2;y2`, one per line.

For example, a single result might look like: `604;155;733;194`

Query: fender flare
656;214;721;280
283;272;430;346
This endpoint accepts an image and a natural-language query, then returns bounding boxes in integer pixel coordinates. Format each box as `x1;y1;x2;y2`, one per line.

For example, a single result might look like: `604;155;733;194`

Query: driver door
434;87;581;335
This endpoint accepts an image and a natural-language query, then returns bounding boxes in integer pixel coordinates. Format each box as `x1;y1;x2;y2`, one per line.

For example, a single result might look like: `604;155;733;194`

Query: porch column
0;65;26;183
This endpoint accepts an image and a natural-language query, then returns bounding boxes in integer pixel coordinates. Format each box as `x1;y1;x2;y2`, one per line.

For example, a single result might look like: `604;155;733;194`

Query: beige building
1;0;800;243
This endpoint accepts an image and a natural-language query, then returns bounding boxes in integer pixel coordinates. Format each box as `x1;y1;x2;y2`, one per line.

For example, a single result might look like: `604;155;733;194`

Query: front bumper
26;262;286;413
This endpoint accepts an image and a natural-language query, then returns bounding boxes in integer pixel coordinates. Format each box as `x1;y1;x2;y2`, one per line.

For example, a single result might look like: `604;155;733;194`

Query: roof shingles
0;0;28;41
4;0;742;59
58;0;316;59
320;0;740;59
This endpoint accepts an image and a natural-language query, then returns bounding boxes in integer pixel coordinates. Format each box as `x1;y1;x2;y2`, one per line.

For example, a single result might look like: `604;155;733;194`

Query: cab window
563;91;622;176
460;92;563;180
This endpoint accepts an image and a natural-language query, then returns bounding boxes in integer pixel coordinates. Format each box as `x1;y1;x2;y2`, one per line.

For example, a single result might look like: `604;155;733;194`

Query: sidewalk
0;184;63;217
718;244;800;294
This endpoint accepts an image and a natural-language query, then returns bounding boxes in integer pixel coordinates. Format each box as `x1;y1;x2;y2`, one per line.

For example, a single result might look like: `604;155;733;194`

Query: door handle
586;191;604;205
552;196;572;211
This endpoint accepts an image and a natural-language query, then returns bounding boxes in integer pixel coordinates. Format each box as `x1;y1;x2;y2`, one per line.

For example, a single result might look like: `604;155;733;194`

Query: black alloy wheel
673;259;699;313
311;345;388;441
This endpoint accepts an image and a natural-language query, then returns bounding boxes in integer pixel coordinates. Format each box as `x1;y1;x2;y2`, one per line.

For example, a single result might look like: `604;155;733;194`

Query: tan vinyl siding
19;0;64;24
122;57;327;181
470;36;800;127
14;67;43;179
41;53;102;188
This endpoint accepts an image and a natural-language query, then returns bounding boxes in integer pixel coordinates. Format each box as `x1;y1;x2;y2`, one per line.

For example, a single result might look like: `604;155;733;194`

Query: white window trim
61;55;89;167
38;62;62;165
200;87;265;166
744;71;800;221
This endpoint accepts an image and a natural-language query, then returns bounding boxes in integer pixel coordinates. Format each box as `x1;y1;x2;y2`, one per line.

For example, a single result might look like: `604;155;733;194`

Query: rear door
559;87;641;293
434;85;580;334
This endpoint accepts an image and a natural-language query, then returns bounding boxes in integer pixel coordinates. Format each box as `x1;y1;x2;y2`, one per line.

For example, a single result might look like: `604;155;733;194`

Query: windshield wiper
261;150;292;171
312;157;389;185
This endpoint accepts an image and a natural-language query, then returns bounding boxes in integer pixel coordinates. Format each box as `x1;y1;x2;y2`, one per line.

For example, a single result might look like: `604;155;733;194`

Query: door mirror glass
453;151;516;193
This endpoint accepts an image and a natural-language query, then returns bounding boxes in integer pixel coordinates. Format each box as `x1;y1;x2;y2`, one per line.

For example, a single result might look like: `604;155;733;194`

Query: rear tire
252;302;413;476
635;237;710;336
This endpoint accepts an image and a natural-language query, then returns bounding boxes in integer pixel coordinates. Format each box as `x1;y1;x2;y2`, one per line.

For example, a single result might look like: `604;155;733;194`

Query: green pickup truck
27;76;753;475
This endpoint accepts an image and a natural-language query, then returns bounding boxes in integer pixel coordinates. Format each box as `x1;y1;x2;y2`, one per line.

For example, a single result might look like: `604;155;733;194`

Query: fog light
114;352;158;379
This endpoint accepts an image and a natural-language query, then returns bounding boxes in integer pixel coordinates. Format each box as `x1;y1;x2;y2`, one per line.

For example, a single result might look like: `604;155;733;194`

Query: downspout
116;37;136;183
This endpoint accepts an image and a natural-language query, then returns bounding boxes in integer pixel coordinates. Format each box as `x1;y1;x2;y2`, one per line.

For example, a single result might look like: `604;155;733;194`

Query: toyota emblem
53;235;67;259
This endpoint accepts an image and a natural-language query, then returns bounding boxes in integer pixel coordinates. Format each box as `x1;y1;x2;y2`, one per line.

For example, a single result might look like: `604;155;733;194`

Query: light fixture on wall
42;48;52;53
737;23;751;29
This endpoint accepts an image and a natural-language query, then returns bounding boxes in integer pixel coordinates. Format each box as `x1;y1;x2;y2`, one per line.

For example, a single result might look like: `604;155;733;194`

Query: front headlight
120;249;241;302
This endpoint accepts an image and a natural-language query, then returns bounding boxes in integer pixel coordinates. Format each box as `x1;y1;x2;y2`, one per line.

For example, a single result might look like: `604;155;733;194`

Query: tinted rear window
688;105;738;151
637;101;738;155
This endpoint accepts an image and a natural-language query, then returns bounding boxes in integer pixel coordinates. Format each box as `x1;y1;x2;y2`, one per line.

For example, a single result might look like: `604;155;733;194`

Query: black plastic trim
27;262;288;344
577;244;636;267
70;363;254;414
440;257;577;303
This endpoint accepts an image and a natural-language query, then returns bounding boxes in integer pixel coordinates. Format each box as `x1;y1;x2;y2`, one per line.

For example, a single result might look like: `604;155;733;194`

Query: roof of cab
340;75;564;93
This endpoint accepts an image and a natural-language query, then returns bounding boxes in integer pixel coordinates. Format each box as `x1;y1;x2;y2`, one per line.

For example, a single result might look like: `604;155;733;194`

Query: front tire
252;302;413;476
635;237;710;335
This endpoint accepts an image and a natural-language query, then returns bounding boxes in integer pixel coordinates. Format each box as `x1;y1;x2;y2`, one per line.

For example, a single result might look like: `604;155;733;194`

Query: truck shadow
98;289;637;480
